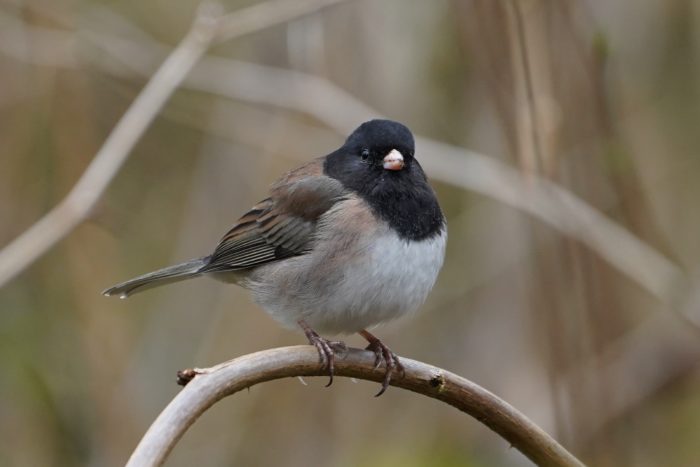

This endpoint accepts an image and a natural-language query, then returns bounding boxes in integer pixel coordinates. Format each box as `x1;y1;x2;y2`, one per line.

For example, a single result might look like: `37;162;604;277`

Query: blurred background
2;0;700;465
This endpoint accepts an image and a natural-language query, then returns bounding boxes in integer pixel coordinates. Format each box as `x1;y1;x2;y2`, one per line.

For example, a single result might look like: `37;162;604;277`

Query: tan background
1;0;700;466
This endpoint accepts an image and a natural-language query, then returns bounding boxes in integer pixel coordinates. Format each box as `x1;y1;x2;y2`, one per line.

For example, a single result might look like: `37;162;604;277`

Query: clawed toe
360;330;404;397
298;322;403;395
311;334;337;387
299;320;345;387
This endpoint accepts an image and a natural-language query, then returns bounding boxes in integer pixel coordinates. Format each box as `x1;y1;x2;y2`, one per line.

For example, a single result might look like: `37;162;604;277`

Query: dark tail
102;257;209;298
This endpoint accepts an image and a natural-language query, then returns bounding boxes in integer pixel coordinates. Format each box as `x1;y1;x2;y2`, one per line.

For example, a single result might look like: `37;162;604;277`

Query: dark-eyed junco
104;119;446;395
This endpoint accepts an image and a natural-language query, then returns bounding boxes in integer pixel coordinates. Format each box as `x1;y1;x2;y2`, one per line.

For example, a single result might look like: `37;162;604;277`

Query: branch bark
127;346;585;467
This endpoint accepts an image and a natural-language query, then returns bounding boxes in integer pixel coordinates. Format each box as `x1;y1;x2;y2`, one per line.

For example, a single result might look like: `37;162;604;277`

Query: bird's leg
359;329;405;397
298;320;346;387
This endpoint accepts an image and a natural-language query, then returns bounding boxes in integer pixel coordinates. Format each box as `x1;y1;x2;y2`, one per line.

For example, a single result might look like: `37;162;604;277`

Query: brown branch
127;346;585;467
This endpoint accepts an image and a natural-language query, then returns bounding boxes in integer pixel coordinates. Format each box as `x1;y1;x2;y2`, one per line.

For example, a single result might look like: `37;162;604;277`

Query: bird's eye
361;148;370;161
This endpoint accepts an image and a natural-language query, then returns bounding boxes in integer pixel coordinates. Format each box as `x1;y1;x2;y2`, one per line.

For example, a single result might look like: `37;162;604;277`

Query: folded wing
201;160;346;272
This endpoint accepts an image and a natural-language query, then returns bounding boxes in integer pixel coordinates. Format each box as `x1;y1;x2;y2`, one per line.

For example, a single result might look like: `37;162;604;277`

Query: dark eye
360;148;370;161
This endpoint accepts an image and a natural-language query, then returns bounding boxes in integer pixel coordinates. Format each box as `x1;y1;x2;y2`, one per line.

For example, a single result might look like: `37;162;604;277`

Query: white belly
241;215;446;334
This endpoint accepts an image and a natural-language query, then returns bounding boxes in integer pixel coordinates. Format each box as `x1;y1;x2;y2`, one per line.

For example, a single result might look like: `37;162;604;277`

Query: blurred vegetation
2;0;700;466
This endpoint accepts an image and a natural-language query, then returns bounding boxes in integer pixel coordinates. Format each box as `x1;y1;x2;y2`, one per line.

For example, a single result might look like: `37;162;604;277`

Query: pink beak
382;149;405;171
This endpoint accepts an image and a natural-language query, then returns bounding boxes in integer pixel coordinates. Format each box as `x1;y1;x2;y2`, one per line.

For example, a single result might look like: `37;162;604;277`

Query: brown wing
201;159;347;272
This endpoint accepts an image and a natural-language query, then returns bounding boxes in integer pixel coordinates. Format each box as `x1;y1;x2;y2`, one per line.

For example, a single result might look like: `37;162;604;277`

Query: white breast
242;207;447;334
348;230;447;326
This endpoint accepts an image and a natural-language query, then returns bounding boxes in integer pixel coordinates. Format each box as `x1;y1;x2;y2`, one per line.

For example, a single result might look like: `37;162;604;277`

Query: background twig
2;2;699;465
0;0;352;289
1;11;685;311
0;5;217;288
127;346;585;467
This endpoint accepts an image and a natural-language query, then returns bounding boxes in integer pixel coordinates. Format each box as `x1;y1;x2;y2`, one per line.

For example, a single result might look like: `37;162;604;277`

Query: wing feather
200;160;346;272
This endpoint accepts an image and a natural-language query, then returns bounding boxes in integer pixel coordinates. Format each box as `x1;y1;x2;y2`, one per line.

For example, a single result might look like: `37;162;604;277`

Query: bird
103;119;446;396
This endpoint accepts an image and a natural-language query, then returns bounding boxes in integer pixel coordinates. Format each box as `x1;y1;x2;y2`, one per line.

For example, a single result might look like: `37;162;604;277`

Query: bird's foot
298;320;346;387
359;330;404;397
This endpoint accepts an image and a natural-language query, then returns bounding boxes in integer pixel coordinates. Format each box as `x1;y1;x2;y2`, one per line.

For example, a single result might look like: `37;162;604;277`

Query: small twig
2;8;693;325
510;0;545;172
0;0;352;289
0;6;687;311
0;5;216;288
179;57;687;307
213;0;348;44
127;346;585;467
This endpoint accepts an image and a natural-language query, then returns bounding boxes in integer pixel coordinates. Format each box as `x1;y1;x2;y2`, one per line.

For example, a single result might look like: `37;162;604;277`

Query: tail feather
103;257;209;298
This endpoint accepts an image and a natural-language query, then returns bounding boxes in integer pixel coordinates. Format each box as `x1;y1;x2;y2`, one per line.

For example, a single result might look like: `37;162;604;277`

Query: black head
344;119;415;164
324;119;444;241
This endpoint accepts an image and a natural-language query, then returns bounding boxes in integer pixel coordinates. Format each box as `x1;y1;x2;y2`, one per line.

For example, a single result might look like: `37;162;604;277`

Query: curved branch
127;346;584;467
